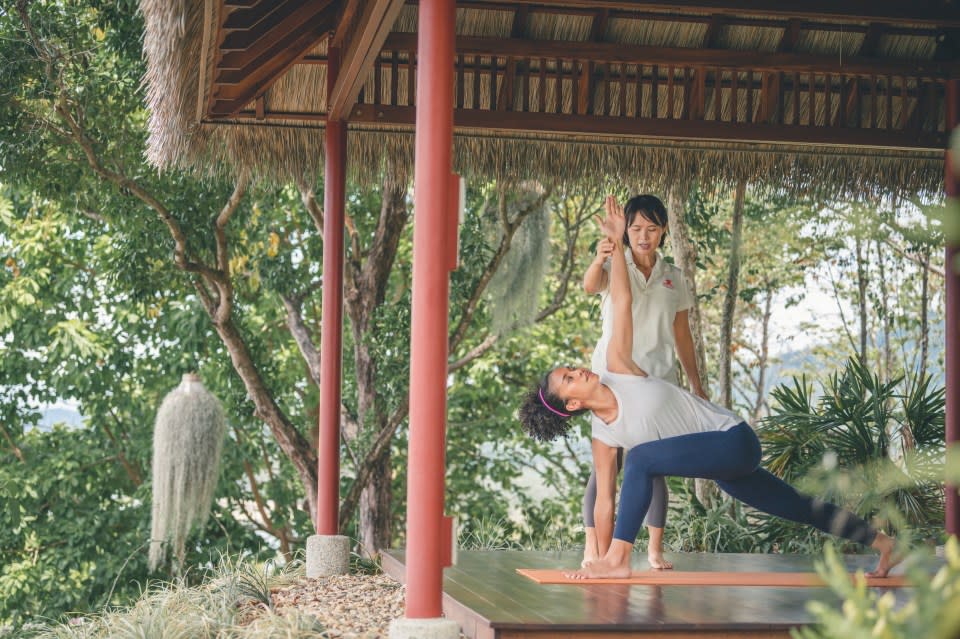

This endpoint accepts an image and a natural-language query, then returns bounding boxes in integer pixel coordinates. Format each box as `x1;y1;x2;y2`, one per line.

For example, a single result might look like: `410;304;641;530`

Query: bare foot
647;551;673;570
581;550;599;568
866;532;902;578
563;556;633;580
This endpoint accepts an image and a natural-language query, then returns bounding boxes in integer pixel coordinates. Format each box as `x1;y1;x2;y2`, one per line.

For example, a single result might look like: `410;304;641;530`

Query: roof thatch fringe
345;128;941;200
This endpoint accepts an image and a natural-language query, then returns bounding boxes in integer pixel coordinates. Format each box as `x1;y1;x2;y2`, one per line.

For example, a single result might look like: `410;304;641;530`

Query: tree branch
881;237;944;278
101;420;143;486
0;422;25;463
281;293;323;384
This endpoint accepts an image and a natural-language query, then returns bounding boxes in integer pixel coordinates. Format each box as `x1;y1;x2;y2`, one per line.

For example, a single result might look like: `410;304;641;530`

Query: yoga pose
580;194;708;570
519;196;898;579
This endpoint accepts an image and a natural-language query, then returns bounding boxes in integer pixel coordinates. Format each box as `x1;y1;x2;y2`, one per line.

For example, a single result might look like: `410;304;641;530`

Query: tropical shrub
793;539;960;639
755;358;944;550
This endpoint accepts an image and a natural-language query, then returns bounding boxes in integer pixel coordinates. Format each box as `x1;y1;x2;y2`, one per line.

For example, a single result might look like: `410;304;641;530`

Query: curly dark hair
623;194;668;248
518;372;589;442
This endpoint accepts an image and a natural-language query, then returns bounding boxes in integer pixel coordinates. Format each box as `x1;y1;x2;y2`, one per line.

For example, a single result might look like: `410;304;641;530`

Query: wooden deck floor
382;549;915;639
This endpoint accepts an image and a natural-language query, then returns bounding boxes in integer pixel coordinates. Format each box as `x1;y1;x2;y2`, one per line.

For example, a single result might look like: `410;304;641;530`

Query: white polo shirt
591;371;741;450
590;250;694;381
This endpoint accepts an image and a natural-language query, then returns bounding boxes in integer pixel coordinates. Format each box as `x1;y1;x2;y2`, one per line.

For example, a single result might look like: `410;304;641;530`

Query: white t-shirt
591;371;741;450
591;250;693;382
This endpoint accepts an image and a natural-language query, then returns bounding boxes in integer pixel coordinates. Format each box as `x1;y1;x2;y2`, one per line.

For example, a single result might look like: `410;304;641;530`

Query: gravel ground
271;573;407;638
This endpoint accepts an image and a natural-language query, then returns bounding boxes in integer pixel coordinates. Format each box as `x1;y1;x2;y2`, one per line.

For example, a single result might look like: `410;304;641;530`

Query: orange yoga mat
516;568;911;588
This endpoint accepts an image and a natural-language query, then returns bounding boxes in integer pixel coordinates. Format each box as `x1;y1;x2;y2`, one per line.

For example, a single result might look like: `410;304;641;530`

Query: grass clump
14;555;326;639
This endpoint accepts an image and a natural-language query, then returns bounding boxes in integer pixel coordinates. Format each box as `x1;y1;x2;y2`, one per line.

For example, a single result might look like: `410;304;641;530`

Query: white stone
305;534;350;577
388;617;460;639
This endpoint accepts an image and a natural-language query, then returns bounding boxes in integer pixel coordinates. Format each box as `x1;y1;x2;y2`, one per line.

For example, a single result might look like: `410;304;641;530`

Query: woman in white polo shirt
580;194;707;570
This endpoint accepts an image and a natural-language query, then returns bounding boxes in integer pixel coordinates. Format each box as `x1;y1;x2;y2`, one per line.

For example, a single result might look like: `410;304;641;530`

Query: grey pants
582;448;668;528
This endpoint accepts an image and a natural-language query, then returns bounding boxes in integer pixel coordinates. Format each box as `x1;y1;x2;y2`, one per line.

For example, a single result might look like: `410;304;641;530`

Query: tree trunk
666;184;708;384
751;288;773;423
719;180;746;410
875;238;892;383
359;449;393;555
666;183;718;507
342;174;410;554
855;236;869;367
212;316;319;522
920;246;930;380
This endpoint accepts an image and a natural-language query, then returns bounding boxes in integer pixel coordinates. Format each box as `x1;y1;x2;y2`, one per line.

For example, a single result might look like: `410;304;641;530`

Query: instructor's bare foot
866;532;902;578
581;549;599;568
564;556;633;580
647;551;673;570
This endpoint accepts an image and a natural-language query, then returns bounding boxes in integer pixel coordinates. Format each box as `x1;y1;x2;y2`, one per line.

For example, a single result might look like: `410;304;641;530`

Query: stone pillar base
305;534;350;577
388;617;460;639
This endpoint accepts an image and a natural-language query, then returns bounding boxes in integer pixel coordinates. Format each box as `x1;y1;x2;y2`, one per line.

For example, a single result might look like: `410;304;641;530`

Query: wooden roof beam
701;15;726;49
435;2;945;37
777;19;802;53
859;23;886;57
327;0;406;121
489;0;960;27
495;6;531;110
346;103;945;151
331;0;363;50
382;33;960;77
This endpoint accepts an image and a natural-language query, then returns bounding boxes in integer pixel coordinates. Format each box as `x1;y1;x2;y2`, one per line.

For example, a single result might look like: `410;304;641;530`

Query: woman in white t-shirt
518;196;898;580
579;194;707;570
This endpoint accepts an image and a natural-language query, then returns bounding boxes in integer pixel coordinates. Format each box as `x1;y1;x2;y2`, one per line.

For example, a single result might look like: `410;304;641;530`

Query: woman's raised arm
600;196;645;377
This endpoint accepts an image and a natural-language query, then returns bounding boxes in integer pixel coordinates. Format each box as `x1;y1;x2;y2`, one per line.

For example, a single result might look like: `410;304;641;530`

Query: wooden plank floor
383;549;917;639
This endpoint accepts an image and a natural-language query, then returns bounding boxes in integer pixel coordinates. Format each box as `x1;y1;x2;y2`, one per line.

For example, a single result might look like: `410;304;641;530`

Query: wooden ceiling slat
222;1;283;31
220;0;334;53
217;8;335;84
210;10;336;114
381;33;960;78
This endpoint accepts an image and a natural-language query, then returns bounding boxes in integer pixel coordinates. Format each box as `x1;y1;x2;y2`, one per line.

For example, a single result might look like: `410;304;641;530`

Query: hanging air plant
486;185;552;335
149;373;227;573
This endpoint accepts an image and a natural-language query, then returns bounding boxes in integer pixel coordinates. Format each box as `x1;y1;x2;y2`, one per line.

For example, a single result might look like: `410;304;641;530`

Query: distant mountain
37;405;84;431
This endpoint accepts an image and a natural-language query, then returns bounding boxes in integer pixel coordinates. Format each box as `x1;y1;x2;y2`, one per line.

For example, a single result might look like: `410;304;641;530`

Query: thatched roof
142;0;952;197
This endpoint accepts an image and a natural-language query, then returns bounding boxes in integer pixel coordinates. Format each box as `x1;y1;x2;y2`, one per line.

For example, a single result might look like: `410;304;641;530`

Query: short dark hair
517;372;588;442
623;194;668;248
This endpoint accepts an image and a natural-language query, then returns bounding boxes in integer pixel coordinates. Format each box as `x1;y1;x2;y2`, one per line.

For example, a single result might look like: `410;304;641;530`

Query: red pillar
405;0;455;619
946;79;960;536
317;47;347;535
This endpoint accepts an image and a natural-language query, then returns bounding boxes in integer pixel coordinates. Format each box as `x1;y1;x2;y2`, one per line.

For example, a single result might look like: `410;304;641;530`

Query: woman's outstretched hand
596;195;626;242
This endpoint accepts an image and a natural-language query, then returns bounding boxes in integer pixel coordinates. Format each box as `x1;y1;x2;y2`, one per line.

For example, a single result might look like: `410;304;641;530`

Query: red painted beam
405;0;455;620
317;47;347;536
946;78;959;537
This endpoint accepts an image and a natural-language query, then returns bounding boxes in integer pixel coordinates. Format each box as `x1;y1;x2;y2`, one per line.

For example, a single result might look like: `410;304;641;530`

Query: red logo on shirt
663;279;674;289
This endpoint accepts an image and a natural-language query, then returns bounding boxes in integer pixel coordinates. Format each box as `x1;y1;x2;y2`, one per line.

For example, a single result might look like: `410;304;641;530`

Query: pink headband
539;387;571;418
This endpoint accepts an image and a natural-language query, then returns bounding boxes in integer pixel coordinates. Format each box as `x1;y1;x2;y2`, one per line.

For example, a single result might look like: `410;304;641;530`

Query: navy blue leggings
612;422;877;547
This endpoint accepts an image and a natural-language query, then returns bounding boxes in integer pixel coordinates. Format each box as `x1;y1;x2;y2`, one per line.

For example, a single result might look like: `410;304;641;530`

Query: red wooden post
405;0;456;619
317;46;347;536
946;79;959;536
